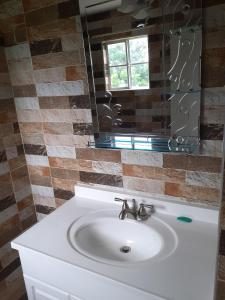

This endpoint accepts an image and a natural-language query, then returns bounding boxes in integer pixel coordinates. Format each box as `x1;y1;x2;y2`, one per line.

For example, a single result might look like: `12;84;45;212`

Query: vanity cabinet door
24;276;70;300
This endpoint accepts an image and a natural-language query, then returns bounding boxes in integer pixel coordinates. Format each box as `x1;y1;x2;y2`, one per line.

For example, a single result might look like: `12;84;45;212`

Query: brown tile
22;0;64;12
221;201;225;230
0;243;18;269
163;154;222;173
3;31;16;47
165;182;220;205
28;18;78;42
35;204;55;214
204;27;225;49
49;157;92;172
202;48;225;88
0;257;21;282
32;51;81;70
15;26;27;44
200;124;224;140
0;150;7;163
123;164;186;183
53;188;74;200
0;274;27;300
51;167;80;180
76;148;121;163
80;171;123;187
19;122;42;133
52;177;76;192
30;174;52;187
0;215;21;247
0;113;18;126
11;166;28;181
216;280;225;300
218;255;225;281
66;65;86;80
8;155;26;170
69;95;91;109
25;5;58;26
17;195;33;211
0;182;13;201
220;230;225;256
58;0;79;18
30;38;62;56
24;144;47;156
0;195;15;212
55;198;67;207
204;0;225;7
11;166;30;192
49;157;79;169
73;123;93;135
78;159;93;172
14;122;20;134
39;96;69;109
28;165;50;177
43;122;73;135
0;98;15;112
13;85;37;97
21;212;37;230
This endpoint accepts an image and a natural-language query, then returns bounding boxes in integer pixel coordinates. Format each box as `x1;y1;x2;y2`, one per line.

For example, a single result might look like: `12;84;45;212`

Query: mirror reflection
83;0;202;152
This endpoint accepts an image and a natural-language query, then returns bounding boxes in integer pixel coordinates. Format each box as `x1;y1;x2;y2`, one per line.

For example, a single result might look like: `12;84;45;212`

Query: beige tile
76;148;121;162
17;109;41;122
121;150;163;167
123;176;164;194
32;51;81;70
22;132;44;145
123;164;185;183
92;161;122;175
33;67;66;83
43;122;73;135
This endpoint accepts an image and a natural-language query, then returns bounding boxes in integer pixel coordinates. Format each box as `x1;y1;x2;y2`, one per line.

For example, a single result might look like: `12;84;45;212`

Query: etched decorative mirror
81;0;202;152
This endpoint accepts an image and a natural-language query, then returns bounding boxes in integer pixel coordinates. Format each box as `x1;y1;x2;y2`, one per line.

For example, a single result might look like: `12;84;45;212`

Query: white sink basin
68;210;177;266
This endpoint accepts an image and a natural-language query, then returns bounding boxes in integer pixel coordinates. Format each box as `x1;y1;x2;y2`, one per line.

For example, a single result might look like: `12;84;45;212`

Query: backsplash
0;0;225;299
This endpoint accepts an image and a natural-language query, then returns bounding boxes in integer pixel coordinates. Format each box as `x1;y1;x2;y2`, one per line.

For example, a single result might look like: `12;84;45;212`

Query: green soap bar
177;216;192;223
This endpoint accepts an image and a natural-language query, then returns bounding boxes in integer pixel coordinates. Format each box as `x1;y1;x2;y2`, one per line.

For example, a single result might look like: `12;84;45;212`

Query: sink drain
120;246;131;253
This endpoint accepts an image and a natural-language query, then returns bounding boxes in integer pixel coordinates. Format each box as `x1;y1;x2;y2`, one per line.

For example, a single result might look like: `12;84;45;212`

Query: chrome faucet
115;197;154;221
114;198;137;220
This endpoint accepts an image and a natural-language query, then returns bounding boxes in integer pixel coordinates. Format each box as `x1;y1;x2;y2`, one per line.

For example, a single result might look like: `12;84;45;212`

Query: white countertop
12;185;219;300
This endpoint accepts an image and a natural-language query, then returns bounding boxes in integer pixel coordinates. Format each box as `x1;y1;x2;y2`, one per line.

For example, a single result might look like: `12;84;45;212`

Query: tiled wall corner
0;14;36;298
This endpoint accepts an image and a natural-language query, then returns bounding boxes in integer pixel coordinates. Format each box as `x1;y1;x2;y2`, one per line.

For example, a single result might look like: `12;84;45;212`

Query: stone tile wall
0;30;36;300
0;0;224;299
2;0;223;221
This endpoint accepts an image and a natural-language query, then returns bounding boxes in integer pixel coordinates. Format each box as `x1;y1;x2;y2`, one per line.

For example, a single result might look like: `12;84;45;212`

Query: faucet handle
137;203;154;221
140;203;154;210
114;197;129;209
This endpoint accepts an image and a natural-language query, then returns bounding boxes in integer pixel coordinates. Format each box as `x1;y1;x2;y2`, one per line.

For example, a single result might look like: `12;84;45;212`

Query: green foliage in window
131;63;149;88
110;66;128;88
108;42;126;66
129;37;149;63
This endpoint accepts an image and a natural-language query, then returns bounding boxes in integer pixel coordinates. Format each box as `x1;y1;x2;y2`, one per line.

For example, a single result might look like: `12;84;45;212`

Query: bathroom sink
68;210;177;266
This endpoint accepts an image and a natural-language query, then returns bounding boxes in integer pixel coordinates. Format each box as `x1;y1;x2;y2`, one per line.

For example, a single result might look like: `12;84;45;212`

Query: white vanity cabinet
12;185;219;300
16;247;160;300
24;276;82;300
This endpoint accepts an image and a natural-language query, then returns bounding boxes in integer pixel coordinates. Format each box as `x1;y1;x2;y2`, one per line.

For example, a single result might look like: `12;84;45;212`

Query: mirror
82;0;202;152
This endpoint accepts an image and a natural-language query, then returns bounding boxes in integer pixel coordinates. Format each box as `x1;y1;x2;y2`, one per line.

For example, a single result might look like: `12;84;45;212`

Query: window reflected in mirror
103;36;150;90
